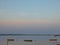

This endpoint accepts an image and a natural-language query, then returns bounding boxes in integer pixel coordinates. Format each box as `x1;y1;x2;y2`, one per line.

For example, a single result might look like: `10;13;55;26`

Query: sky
0;0;60;34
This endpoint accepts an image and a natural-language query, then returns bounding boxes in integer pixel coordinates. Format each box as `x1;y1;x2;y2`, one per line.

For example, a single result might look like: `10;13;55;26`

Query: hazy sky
0;0;60;34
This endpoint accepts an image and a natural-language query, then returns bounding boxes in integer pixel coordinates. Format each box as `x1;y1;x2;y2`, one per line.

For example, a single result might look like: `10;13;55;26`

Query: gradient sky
0;0;60;34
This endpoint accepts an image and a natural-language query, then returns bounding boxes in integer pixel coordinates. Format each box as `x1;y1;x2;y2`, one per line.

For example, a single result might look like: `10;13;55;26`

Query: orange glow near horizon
0;20;60;25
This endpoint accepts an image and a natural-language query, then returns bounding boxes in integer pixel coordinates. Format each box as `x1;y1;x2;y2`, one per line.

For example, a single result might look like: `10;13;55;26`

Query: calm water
0;36;60;45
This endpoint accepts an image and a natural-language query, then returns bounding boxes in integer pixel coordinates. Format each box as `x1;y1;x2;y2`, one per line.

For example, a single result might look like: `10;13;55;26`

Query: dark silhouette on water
0;34;60;36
